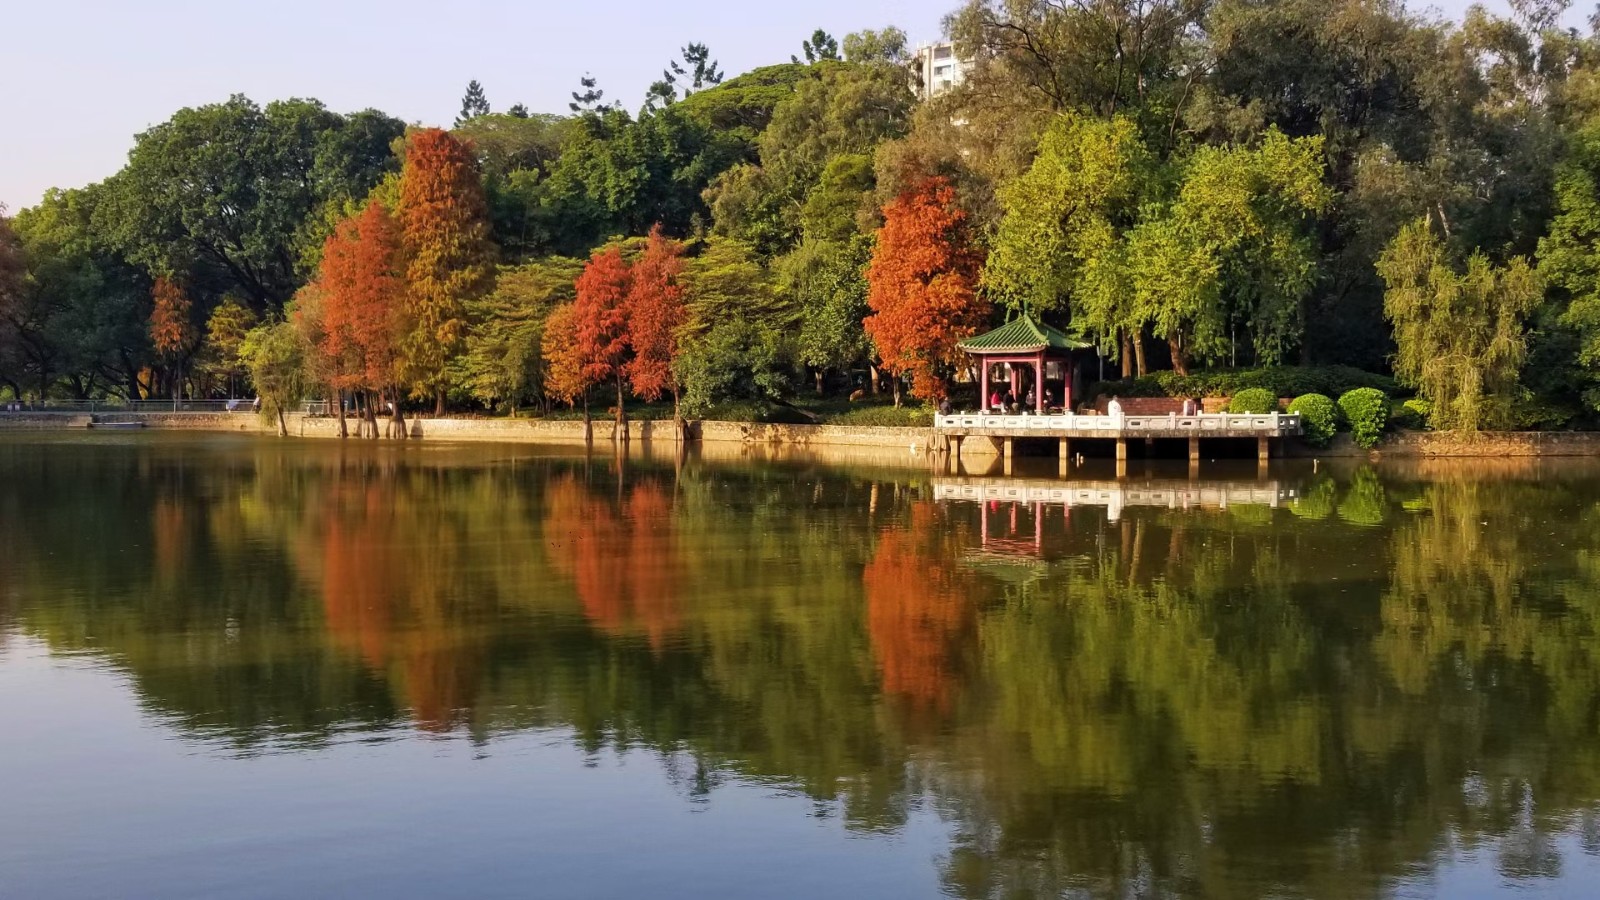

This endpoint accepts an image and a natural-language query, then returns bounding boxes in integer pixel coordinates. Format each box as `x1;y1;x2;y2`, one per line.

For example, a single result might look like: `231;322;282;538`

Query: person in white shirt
1107;396;1123;416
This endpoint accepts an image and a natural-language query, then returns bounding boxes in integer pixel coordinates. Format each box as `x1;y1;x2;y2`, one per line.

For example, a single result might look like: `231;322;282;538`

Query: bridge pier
1115;438;1128;478
1189;437;1201;478
1003;436;1014;476
1058;438;1070;477
1257;436;1270;472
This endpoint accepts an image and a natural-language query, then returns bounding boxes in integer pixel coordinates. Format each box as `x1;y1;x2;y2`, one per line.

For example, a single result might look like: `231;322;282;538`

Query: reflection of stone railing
933;477;1295;519
934;412;1302;437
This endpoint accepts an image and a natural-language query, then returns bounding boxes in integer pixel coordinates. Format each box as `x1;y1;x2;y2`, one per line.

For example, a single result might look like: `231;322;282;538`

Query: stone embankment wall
0;411;948;450
1288;431;1600;458
7;411;1600;460
1385;431;1600;457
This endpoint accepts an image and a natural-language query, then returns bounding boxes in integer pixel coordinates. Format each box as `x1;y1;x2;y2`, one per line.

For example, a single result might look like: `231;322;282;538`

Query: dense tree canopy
10;2;1600;429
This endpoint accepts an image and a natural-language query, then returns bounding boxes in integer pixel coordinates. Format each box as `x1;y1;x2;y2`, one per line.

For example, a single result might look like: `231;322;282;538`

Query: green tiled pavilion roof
958;315;1092;353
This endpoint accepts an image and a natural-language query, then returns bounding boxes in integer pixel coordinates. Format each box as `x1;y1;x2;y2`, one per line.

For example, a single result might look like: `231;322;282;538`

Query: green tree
778;236;871;394
238;318;305;435
456;79;491;126
843;28;909;64
707;61;914;255
8;187;151;399
199;297;259;398
797;29;840;64
96;95;403;310
676;237;797;412
458;256;584;414
1538;119;1600;414
984;113;1152;365
1379;217;1542;431
1127;131;1331;372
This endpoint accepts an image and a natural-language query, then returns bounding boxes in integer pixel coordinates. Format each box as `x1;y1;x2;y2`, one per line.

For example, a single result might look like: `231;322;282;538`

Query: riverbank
1293;431;1600;458
4;411;1600;460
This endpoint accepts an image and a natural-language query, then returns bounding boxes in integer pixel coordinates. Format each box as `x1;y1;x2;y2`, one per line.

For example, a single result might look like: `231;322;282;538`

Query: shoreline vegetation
7;8;1600;440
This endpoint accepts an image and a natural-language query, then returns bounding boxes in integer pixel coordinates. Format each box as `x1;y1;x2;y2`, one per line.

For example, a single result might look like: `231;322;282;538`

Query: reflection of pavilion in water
935;476;1297;559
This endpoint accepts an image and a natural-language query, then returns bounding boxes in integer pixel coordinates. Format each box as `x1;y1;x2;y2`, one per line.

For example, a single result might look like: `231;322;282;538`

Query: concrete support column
1188;436;1201;479
1003;436;1015;476
1115;438;1128;478
1058;438;1070;478
1257;436;1270;472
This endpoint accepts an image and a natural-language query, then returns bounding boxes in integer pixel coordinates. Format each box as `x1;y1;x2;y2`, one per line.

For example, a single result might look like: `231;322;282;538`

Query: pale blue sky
0;0;1542;211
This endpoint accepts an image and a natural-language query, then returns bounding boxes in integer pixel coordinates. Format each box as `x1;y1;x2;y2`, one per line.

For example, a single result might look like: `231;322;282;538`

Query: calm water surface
4;433;1600;899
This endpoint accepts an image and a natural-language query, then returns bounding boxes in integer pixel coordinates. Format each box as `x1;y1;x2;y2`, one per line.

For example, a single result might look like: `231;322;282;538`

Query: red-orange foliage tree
148;277;196;401
395;128;494;415
540;301;595;425
864;177;988;404
573;245;633;429
624;225;688;419
312;200;409;438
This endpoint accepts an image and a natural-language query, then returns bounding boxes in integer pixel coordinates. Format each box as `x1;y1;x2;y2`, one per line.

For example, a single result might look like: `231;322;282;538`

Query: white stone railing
933;411;1302;436
932;479;1292;509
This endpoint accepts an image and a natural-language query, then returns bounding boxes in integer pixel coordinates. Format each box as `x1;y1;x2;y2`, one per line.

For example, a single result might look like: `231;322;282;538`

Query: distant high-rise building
915;42;967;99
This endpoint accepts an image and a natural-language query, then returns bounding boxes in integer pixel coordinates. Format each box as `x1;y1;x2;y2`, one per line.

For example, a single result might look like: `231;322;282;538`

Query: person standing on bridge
1107;396;1123;417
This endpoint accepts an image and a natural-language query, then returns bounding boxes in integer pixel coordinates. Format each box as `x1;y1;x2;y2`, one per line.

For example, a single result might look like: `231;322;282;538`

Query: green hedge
826;405;933;427
1228;388;1279;414
1339;388;1389;448
1389;397;1429;431
1088;366;1396;402
1287;394;1338;447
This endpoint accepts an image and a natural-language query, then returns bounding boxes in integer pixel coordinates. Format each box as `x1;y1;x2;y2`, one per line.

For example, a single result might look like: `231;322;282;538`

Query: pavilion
958;315;1092;415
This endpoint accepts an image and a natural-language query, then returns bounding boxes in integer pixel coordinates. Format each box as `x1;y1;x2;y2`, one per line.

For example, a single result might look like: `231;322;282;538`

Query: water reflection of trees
5;442;1600;896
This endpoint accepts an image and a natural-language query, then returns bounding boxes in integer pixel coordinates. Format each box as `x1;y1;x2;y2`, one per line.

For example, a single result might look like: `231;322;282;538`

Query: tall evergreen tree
455;80;490;127
569;74;605;114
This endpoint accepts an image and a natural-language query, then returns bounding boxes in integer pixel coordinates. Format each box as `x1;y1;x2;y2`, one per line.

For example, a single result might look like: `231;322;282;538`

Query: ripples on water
3;433;1600;899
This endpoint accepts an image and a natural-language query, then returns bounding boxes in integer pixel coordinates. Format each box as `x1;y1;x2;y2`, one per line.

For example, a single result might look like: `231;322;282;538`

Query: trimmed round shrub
1338;388;1389;449
1287;393;1337;448
1228;387;1279;414
1389;397;1430;431
1087;365;1397;402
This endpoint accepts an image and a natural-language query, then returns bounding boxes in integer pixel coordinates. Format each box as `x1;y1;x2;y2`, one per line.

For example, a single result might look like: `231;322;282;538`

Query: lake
3;433;1600;899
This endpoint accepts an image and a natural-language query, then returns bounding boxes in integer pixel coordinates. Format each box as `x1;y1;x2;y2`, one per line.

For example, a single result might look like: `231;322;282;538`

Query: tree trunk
1120;332;1133;378
582;397;593;445
868;363;881;395
434;388;445;417
614;375;628;442
388;389;407;440
275;405;288;437
814;369;824;395
336;390;348;439
365;393;379;440
1168;336;1189;376
1132;332;1148;377
892;376;902;408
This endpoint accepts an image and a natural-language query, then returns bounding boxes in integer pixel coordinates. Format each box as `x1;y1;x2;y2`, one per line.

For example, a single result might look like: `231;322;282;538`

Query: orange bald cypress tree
314;200;409;438
864;177;988;404
149;277;196;401
395;128;494;415
573;245;633;432
540;301;597;437
624;225;688;420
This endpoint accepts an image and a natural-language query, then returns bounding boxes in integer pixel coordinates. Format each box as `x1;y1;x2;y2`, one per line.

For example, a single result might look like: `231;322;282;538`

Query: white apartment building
915;42;967;99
